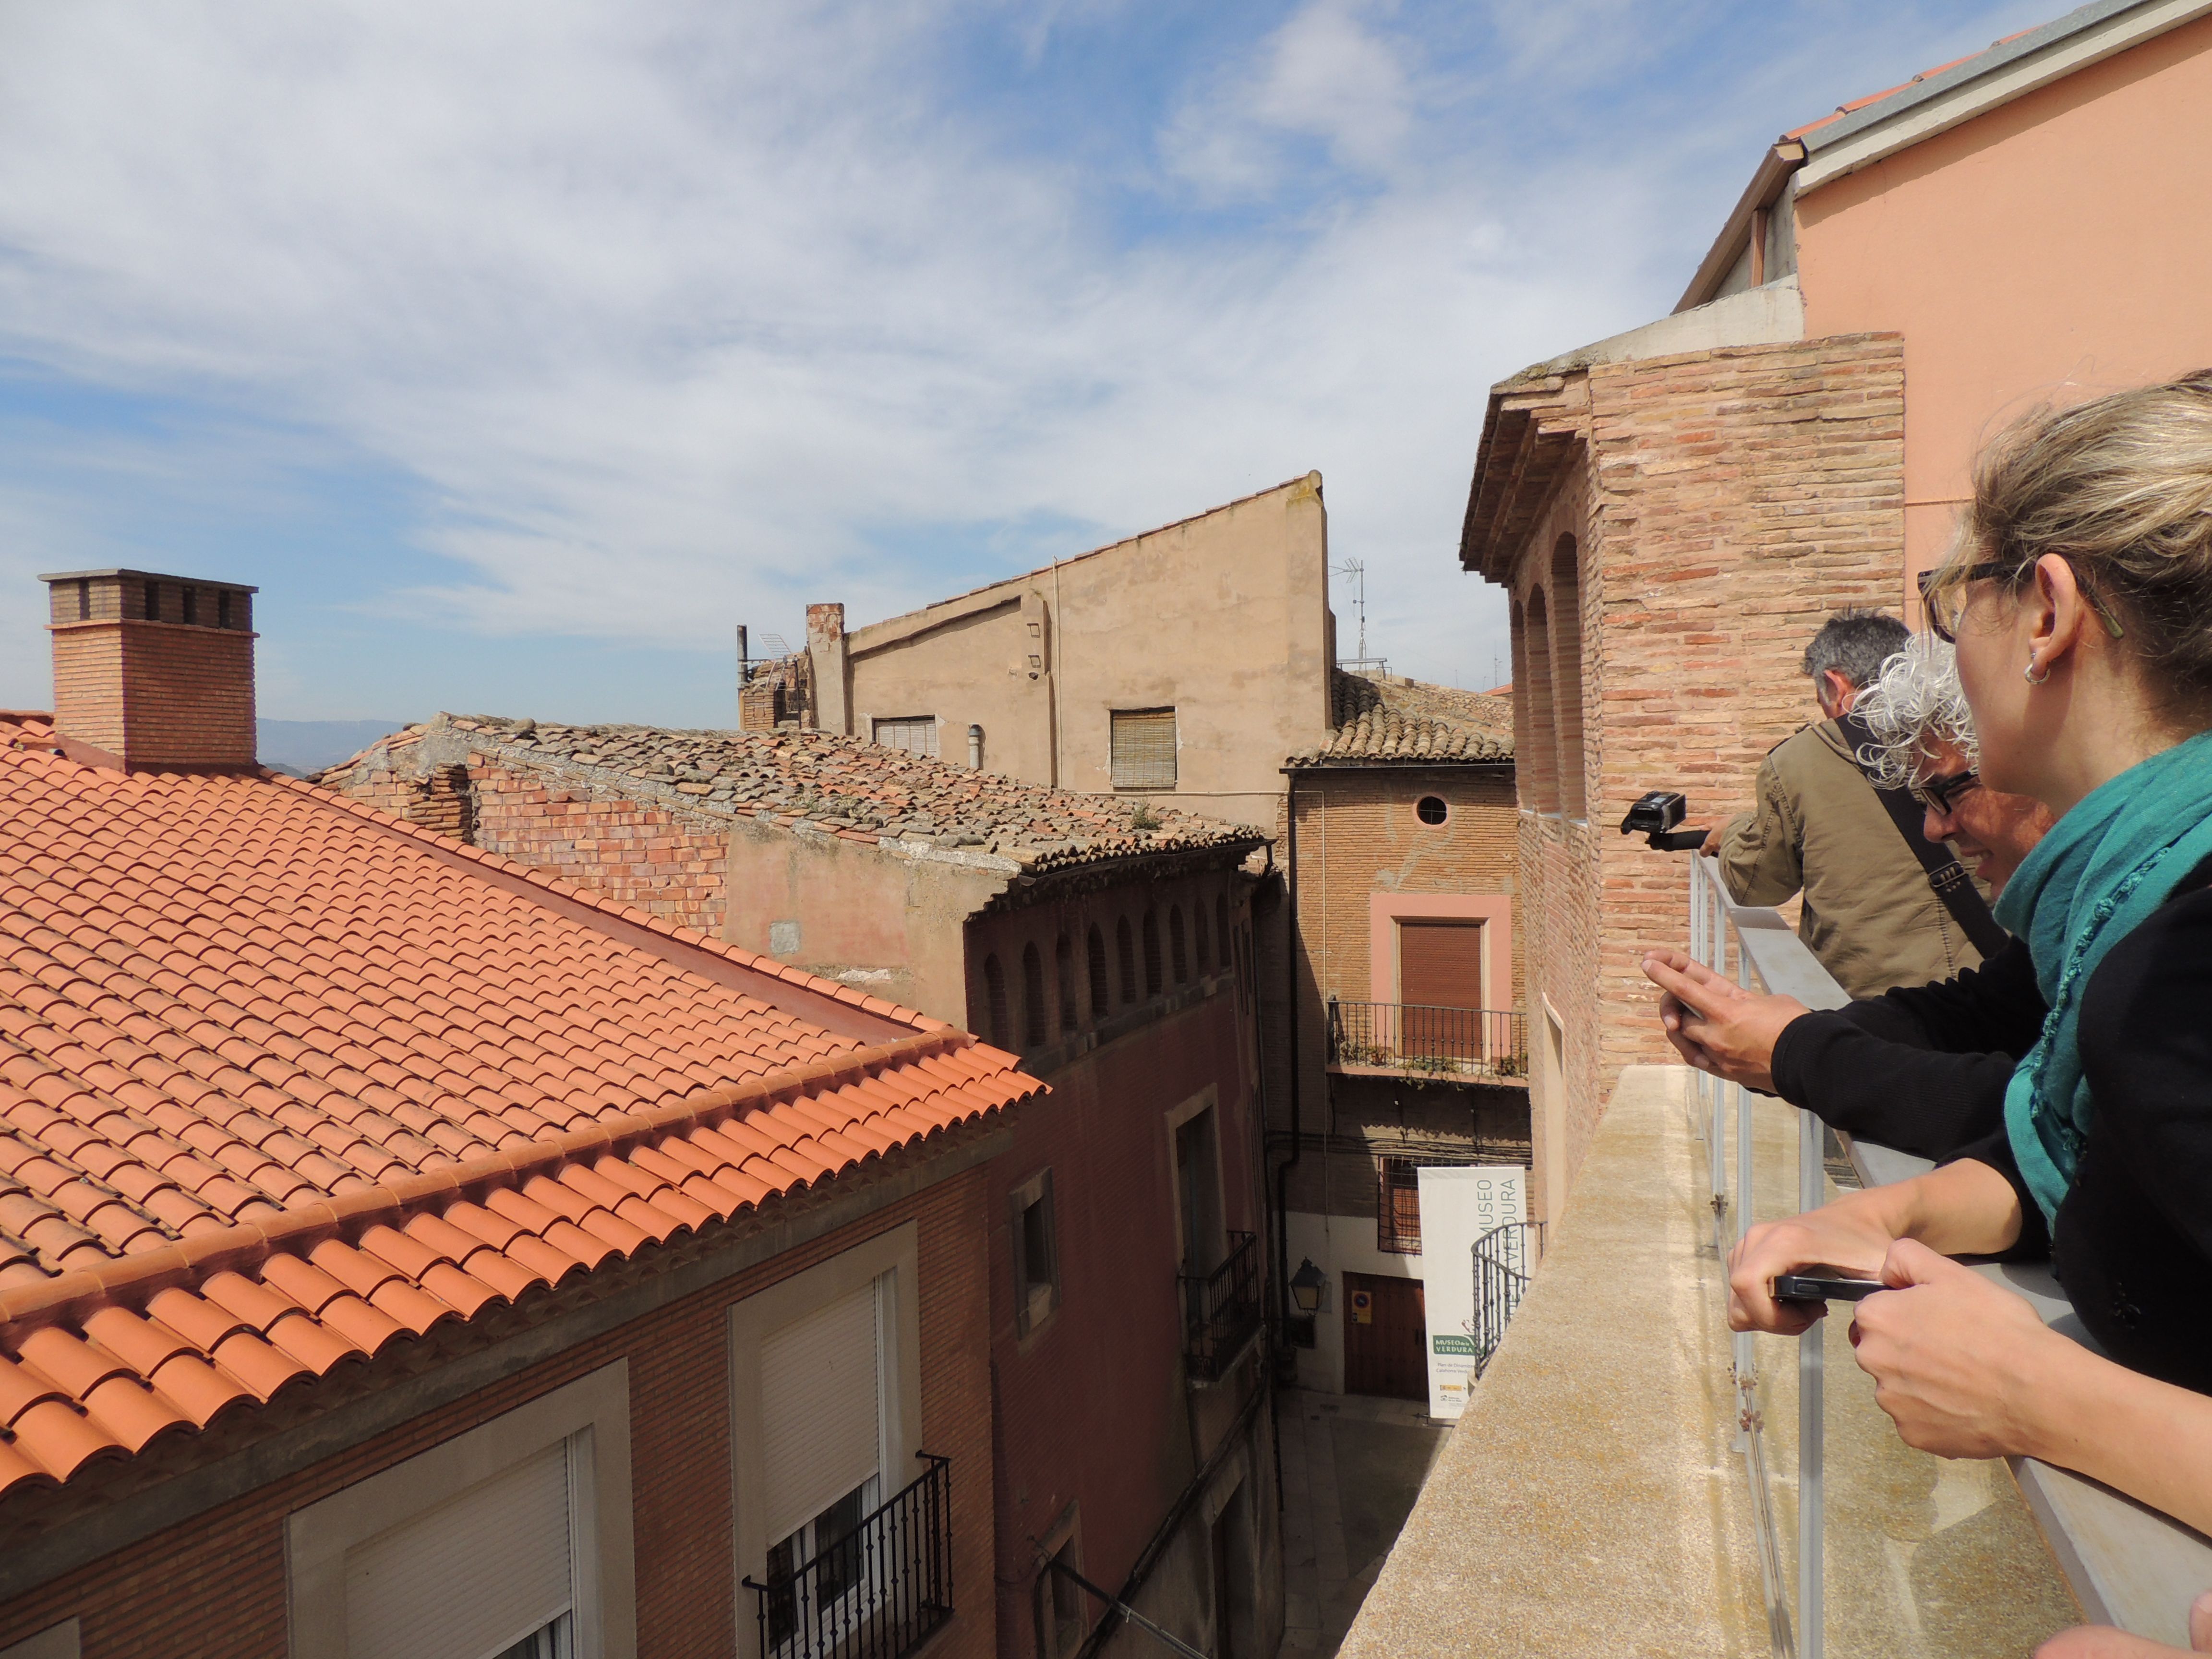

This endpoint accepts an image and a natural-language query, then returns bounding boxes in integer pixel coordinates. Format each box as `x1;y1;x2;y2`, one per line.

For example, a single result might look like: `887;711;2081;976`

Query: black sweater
1950;858;2212;1393
1767;937;2047;1159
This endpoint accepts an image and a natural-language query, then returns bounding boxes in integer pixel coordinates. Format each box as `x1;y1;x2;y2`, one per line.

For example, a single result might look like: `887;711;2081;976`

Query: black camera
1620;791;1707;852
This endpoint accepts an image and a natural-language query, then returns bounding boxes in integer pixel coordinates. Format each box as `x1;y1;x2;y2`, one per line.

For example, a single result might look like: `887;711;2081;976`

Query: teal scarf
1996;729;2212;1226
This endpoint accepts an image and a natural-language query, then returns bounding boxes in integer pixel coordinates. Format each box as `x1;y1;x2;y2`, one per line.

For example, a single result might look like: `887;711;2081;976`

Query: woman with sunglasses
1728;373;2212;1575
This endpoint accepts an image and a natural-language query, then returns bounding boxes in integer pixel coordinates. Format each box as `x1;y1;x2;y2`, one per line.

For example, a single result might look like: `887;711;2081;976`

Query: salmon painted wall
1794;14;2212;596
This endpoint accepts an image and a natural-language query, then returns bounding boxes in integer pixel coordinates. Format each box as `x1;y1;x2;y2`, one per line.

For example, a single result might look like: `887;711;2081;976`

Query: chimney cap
38;568;260;594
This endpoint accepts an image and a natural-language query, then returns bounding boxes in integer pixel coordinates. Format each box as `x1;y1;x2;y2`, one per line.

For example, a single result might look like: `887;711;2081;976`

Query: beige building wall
808;475;1334;831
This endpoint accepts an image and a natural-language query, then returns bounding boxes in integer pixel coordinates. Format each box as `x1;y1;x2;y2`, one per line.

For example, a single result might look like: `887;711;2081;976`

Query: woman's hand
1727;1187;1904;1335
1639;948;1808;1094
2036;1590;2212;1656
1847;1238;2058;1460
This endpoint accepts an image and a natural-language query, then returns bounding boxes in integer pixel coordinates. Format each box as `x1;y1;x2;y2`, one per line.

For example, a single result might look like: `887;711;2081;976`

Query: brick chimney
38;568;259;769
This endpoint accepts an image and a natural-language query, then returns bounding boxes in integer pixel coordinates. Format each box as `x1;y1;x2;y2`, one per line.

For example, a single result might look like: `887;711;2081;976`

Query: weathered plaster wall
828;476;1334;831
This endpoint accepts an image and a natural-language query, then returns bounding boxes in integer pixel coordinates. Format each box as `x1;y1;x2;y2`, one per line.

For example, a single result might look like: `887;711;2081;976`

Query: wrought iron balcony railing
743;1453;952;1659
1325;999;1528;1080
1470;1219;1543;1375
1180;1228;1262;1383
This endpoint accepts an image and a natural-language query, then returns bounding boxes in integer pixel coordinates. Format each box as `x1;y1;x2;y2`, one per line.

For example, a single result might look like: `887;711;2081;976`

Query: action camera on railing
1620;791;1707;852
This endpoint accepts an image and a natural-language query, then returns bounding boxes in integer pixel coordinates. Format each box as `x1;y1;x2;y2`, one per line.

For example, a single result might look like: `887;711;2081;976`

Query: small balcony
1324;999;1527;1083
744;1453;953;1659
1181;1228;1263;1384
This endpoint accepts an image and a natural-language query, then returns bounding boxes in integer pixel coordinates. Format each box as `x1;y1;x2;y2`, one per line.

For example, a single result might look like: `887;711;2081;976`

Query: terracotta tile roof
317;714;1269;872
0;712;1039;1498
1288;673;1514;767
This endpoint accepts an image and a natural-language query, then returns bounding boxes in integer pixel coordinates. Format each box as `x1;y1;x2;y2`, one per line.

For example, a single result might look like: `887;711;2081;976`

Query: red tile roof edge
0;1026;1018;1338
264;770;939;1028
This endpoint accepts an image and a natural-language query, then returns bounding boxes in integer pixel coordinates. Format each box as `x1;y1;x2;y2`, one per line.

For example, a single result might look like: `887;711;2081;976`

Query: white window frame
729;1223;924;1659
285;1361;637;1659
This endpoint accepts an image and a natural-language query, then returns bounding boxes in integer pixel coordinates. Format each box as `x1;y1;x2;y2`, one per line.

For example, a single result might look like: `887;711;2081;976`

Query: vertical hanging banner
1415;1166;1527;1419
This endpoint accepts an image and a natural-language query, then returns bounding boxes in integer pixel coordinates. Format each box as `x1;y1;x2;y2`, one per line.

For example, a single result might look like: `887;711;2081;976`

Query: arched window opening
1117;918;1138;1004
1087;926;1110;1017
1216;896;1230;975
1142;913;1163;996
1022;943;1048;1046
984;954;1010;1049
1194;901;1211;973
1522;588;1561;814
1055;935;1077;1033
1169;907;1188;983
1550;533;1588;819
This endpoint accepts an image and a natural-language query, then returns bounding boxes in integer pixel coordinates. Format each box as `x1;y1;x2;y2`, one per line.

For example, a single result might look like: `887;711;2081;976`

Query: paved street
1277;1389;1450;1655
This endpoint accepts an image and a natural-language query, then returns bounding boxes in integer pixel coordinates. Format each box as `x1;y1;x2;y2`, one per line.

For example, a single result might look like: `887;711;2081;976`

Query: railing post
1799;1106;1825;1659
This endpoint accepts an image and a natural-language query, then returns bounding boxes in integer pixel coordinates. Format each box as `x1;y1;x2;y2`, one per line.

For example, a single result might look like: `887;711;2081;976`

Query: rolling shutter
761;1279;882;1543
1109;709;1177;790
872;717;939;758
1398;921;1484;1010
344;1439;573;1659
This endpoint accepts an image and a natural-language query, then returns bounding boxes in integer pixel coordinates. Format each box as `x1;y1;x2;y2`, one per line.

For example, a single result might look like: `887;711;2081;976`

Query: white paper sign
1415;1165;1527;1420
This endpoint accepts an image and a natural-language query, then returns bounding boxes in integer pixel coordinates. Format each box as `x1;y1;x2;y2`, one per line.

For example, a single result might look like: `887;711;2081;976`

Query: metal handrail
742;1452;953;1659
1470;1219;1544;1374
1324;999;1528;1080
1688;854;1848;1659
1179;1229;1262;1382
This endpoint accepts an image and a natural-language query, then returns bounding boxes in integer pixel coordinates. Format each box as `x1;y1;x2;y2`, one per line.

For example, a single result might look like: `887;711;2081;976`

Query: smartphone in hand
1772;1270;1887;1304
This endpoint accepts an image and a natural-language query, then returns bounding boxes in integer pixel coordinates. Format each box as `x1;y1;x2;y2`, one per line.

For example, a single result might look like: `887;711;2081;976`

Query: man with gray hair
1645;633;2054;1157
1706;609;1987;998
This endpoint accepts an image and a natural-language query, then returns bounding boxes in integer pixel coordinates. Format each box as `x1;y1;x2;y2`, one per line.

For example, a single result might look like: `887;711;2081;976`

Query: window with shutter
871;717;939;758
343;1439;577;1659
1109;709;1177;790
760;1280;884;1548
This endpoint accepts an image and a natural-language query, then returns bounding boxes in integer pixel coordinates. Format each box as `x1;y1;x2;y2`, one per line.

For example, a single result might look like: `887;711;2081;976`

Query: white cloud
0;0;2069;713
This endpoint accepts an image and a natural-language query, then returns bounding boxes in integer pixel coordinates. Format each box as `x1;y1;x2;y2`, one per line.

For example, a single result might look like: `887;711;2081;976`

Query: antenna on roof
1332;558;1387;678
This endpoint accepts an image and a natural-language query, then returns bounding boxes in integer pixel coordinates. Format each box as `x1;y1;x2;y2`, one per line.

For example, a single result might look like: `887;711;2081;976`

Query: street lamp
1289;1258;1324;1314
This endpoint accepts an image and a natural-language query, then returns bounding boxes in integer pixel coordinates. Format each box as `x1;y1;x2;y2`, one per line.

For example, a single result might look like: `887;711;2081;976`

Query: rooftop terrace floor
1338;1065;2079;1657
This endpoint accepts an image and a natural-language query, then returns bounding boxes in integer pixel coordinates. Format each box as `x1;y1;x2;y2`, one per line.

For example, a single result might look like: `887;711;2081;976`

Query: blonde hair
1925;371;2212;711
1853;633;1976;787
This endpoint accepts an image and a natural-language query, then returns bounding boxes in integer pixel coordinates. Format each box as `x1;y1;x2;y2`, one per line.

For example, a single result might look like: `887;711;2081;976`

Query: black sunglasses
1910;769;1979;815
1916;560;2127;644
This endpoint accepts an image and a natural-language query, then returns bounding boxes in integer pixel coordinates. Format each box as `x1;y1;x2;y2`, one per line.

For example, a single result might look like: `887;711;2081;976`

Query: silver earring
2025;658;2051;685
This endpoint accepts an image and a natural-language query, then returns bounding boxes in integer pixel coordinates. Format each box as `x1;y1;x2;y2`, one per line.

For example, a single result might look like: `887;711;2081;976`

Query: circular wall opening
1415;795;1448;825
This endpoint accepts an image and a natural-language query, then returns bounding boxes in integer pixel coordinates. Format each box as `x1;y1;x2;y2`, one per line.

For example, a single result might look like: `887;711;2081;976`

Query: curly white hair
1851;631;1978;788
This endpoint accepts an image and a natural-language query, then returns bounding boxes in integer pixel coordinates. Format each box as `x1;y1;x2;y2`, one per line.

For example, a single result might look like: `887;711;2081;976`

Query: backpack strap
1835;712;2012;961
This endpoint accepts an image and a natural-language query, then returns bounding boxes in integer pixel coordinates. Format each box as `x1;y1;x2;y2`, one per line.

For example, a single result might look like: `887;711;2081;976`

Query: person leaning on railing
1724;374;2212;1616
1640;632;2056;1158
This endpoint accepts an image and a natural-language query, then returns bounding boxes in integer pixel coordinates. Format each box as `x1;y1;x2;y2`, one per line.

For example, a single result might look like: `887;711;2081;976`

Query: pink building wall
1794;13;2212;593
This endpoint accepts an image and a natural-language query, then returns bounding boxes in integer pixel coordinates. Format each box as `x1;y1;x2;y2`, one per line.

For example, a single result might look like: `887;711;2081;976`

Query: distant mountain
257;719;408;777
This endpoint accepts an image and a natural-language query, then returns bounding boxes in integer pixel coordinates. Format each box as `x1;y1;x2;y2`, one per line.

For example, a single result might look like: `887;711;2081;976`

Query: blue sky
0;0;2062;726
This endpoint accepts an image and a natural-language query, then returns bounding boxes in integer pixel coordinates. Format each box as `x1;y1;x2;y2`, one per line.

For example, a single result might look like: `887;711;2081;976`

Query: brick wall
466;763;730;932
324;758;732;934
1503;334;1906;1206
50;623;256;769
0;1167;998;1659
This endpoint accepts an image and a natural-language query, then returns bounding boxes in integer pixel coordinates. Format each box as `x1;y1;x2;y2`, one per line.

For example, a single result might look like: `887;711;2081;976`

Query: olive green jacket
1717;720;1981;999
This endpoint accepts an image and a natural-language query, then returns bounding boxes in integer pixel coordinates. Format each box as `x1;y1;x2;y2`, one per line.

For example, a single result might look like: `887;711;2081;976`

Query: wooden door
1342;1272;1428;1401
